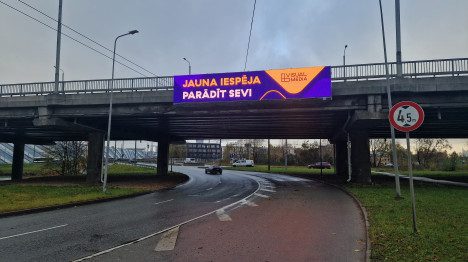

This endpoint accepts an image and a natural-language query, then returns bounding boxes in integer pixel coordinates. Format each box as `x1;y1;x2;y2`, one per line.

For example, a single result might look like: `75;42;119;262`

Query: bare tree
414;138;452;168
44;141;87;176
247;139;266;164
370;139;392;167
295;140;319;166
169;144;186;159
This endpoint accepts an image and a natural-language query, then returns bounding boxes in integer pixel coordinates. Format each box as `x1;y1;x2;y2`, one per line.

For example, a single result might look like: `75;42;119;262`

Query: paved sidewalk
82;179;368;262
373;171;468;187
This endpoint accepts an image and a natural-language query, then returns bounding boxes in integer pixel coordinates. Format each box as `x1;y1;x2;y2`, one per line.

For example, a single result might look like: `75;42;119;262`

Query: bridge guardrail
1;58;467;97
331;58;468;81
0;76;173;97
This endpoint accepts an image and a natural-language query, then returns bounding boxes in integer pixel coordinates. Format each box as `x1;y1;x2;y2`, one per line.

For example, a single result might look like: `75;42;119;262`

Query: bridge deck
0;58;467;143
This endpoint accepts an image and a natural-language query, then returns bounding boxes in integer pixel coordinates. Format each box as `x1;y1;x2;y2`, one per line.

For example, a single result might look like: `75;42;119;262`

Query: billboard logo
266;67;325;94
280;72;307;83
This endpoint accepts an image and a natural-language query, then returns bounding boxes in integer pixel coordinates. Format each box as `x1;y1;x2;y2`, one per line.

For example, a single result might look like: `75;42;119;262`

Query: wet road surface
0;166;367;261
82;168;367;262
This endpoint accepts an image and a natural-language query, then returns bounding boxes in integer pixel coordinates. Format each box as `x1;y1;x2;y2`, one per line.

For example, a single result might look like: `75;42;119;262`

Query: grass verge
0;185;145;213
345;177;467;261
107;163;157;175
0;163;156;177
0;164;188;214
0;163;50;176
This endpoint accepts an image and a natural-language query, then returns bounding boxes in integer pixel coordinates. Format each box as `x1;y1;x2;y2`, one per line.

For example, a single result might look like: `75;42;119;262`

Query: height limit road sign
389;101;424;132
389;101;424;233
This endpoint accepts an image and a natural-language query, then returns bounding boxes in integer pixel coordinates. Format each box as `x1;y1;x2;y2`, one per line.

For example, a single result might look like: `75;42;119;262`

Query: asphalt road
0;166;367;262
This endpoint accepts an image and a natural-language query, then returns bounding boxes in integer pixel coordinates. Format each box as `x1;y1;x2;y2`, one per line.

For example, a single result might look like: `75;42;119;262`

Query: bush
442;152;459;171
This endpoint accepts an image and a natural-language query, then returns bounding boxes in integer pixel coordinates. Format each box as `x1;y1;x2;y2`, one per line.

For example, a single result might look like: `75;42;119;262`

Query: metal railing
331;58;468;81
1;58;467;97
0;76;173;97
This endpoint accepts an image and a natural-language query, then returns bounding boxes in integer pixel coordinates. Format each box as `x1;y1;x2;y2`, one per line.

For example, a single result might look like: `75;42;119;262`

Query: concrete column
157;139;169;176
334;138;349;180
86;132;104;183
350;129;372;184
12;142;25;181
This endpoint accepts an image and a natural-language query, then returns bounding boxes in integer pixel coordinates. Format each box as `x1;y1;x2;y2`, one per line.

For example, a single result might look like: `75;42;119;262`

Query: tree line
220;139;333;166
38;138;466;176
371;138;465;171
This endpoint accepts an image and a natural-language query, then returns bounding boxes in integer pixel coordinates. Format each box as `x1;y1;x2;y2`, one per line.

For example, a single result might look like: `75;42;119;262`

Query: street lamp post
343;45;348;81
103;30;138;194
183;58;191;75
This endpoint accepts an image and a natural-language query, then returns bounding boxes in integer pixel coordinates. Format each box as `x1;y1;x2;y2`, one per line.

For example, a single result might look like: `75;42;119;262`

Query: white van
184;158;196;164
232;159;254;167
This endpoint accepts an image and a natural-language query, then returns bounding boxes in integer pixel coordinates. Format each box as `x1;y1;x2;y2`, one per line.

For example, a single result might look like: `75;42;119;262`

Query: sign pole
406;131;418;233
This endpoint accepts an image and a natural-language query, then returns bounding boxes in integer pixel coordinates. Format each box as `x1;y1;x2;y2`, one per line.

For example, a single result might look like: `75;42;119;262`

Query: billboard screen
173;66;331;103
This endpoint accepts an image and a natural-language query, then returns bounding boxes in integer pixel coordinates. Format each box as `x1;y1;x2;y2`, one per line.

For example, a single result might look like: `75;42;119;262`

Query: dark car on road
308;162;332;169
205;165;222;175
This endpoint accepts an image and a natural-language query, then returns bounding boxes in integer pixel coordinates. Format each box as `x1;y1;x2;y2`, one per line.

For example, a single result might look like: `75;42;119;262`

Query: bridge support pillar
334;137;349;180
12;142;25;181
350;129;372;183
87;132;104;183
157;140;169;175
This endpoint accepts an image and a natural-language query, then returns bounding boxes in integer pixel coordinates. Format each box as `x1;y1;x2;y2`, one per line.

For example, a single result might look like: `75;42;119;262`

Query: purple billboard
173;66;331;103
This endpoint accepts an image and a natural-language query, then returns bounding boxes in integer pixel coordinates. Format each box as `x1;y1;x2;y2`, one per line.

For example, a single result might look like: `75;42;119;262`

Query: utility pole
395;0;403;77
379;0;402;199
54;0;63;94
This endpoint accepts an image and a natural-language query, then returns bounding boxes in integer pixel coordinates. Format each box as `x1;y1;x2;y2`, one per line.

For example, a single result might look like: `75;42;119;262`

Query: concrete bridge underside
1;76;467;183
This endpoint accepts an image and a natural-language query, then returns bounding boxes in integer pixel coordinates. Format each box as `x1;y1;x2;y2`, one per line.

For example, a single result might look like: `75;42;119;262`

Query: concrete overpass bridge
1;58;467;183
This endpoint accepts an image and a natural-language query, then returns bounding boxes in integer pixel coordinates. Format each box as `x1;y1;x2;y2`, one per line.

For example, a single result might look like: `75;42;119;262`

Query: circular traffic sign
389;101;424;132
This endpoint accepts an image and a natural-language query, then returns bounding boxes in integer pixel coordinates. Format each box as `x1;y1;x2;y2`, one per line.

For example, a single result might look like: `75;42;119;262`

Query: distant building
370;151;392;166
462;149;468;157
187;142;222;161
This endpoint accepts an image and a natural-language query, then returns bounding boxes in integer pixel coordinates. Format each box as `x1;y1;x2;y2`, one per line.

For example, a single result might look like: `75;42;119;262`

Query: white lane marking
154;199;173;205
216;209;232;221
254;193;270;198
242;199;258;207
0;224;68;241
261;188;276;192
154;226;179;251
215;197;231;203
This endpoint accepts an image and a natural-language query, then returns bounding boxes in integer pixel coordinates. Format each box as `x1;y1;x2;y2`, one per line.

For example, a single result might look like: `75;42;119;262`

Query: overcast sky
1;0;467;84
1;0;467;151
